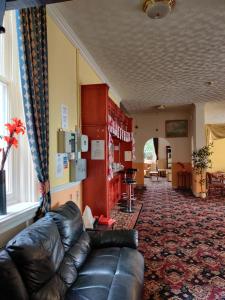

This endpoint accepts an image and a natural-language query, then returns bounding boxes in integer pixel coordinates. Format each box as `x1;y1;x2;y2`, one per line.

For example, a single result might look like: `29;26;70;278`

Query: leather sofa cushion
67;231;91;270
58;254;78;287
56;231;92;289
78;247;121;276
66;274;113;300
0;250;29;300
47;201;84;251
6;217;65;294
66;247;144;300
31;274;67;300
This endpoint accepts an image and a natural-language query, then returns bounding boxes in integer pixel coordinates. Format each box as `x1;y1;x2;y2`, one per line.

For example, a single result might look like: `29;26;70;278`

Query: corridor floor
135;179;225;300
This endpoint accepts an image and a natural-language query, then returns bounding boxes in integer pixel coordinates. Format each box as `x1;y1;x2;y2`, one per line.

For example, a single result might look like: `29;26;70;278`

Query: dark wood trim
6;0;71;10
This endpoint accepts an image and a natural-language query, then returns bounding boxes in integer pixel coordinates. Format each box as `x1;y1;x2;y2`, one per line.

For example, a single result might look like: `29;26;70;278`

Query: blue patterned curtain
16;6;51;217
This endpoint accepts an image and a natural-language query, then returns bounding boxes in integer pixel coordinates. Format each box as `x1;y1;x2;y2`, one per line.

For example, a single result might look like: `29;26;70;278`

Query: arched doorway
144;137;172;183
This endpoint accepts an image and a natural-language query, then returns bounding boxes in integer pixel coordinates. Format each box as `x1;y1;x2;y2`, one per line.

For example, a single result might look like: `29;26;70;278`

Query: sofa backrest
6;218;66;296
1;201;90;299
47;201;84;251
47;201;92;270
0;250;29;300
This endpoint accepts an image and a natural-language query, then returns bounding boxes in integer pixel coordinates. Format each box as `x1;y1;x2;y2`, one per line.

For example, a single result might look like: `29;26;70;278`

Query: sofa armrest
87;229;138;249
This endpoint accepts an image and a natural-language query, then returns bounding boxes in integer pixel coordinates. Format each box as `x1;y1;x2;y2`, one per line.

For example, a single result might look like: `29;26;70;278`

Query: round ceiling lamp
142;0;176;19
156;105;166;110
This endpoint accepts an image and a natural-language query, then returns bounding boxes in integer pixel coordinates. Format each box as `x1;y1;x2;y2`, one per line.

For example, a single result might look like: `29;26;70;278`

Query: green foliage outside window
144;139;156;163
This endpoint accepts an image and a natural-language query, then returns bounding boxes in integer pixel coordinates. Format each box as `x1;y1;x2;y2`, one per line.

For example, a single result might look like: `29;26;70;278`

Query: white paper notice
56;154;64;178
61;104;68;129
124;151;132;162
91;140;105;160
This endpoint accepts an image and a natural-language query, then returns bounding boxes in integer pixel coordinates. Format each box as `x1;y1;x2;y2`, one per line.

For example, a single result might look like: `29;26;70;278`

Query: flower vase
0;170;7;215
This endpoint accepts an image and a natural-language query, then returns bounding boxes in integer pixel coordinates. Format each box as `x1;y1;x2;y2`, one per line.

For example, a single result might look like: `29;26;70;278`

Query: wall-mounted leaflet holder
57;129;75;154
75;132;81;153
70;159;87;182
74;132;88;153
81;135;88;152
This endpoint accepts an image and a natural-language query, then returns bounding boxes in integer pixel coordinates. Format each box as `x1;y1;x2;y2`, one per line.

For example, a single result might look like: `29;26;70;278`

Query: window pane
0;36;5;77
1;11;37;205
0;81;8;137
144;139;156;163
0;11;13;79
0;81;11;194
0;19;6;77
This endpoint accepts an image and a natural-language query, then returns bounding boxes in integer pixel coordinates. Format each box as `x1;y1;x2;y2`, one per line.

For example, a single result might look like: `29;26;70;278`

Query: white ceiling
53;0;225;113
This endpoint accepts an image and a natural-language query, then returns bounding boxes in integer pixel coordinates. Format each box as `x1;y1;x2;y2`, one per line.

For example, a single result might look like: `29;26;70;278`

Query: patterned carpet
135;179;225;300
110;203;142;230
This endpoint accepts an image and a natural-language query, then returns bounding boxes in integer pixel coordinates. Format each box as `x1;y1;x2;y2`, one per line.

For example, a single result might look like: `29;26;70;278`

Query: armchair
206;172;225;196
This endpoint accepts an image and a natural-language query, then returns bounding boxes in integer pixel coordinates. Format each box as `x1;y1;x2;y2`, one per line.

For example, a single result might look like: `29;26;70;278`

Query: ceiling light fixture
142;0;176;19
205;81;213;86
156;105;166;110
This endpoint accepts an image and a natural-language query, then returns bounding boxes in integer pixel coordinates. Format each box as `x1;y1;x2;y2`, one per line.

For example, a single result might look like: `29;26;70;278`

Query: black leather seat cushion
66;247;144;300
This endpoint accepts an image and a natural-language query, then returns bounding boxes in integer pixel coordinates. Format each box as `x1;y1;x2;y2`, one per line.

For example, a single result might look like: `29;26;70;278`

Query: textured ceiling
53;0;225;113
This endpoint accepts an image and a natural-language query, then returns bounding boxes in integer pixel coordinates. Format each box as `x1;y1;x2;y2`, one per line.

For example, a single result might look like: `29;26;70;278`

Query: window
144;138;156;164
0;11;38;206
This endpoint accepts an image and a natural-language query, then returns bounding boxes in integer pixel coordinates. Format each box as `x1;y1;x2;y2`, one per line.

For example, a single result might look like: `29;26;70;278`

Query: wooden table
149;171;159;180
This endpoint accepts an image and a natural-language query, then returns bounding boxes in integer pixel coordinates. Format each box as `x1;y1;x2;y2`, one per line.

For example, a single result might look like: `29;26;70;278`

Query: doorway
143;137;172;183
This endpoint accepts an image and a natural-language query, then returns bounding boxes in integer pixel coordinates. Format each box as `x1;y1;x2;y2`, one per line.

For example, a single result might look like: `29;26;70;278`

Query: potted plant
192;143;213;198
0;118;25;214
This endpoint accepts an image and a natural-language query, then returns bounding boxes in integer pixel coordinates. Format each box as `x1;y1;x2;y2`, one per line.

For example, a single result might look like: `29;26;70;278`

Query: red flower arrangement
0;118;25;171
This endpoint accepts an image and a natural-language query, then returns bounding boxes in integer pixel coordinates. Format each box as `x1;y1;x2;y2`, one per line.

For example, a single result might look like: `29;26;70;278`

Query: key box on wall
70;159;87;182
57;130;75;153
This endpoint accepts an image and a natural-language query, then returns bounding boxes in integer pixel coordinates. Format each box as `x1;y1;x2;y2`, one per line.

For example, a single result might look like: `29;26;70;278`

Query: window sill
0;202;39;234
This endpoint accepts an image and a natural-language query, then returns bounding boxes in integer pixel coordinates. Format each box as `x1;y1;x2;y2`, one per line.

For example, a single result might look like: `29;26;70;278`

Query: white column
193;103;206;150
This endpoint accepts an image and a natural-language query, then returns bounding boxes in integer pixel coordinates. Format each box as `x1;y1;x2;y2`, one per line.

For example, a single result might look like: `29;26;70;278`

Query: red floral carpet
110;203;142;230
135;179;225;300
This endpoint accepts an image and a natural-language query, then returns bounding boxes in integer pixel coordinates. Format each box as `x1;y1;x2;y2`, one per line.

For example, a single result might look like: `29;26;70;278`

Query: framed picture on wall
165;120;188;138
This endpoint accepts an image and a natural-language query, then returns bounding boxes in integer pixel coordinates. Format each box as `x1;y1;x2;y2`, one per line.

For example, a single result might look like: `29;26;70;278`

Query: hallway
135;179;225;300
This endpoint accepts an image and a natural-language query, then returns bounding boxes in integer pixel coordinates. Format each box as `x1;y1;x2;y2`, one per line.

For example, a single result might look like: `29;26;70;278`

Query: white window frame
0;11;39;207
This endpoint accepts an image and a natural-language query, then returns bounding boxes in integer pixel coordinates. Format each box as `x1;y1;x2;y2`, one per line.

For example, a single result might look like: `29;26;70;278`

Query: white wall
205;101;225;124
132;110;193;164
158;138;170;169
193;103;206;150
158;138;170;159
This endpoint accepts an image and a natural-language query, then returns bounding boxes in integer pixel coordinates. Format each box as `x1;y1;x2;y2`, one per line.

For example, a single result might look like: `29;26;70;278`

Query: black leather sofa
0;201;144;300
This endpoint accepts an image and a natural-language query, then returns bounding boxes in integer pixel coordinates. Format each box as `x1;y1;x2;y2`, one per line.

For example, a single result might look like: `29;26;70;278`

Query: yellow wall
109;91;120;107
47;15;83;209
78;54;102;85
78;54;119;105
1;14;122;244
48;15;78;187
132;111;193;186
211;138;225;172
133;162;145;185
192;138;225;196
47;15;120;210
